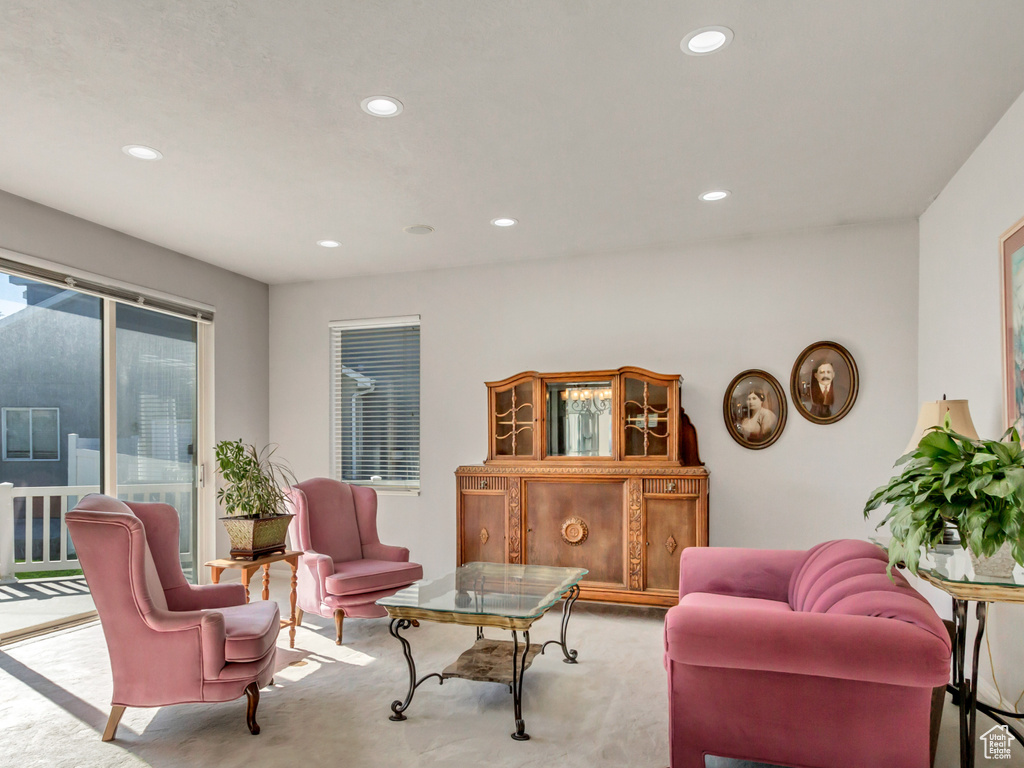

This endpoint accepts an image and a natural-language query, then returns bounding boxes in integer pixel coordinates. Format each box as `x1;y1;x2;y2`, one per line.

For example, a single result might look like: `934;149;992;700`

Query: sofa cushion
788;539;888;611
678;592;793;613
213;601;280;662
325;559;423;596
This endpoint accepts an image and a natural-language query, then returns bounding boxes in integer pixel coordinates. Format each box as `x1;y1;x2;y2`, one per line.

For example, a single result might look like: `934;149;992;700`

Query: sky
0;274;27;319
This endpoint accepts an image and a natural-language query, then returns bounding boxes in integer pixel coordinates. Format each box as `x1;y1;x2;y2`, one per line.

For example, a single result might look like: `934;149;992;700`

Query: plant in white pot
215;440;296;560
864;415;1024;577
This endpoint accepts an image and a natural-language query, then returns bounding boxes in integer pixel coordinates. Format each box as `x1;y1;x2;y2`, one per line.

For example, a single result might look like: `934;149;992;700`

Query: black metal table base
387;587;581;740
540;584;580;663
949;598;1024;768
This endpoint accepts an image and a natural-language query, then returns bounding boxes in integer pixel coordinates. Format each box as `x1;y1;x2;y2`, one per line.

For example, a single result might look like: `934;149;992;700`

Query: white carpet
0;602;669;768
1;596;1020;768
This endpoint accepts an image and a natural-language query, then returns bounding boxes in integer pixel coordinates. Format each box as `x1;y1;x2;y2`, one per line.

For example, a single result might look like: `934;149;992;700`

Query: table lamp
905;397;979;455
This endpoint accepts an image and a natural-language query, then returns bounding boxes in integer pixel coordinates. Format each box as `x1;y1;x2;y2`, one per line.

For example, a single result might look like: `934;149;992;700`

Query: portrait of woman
739;387;778;442
724;370;787;449
791;341;859;424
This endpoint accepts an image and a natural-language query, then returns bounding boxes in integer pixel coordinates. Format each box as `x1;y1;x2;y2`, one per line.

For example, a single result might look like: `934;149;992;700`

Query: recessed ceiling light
699;190;730;202
404;225;434;235
491;217;518;227
317;239;341;248
361;96;403;117
122;145;163;160
681;26;733;55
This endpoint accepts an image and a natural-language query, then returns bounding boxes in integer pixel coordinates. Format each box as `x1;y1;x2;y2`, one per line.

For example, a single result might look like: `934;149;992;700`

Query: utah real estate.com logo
981;724;1016;760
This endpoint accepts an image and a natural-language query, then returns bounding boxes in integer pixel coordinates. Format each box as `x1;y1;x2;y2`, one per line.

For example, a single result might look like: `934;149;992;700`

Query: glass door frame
101;300;213;581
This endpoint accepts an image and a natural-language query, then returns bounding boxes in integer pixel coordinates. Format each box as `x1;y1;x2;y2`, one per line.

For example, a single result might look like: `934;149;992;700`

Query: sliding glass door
0;268;205;640
115;305;199;581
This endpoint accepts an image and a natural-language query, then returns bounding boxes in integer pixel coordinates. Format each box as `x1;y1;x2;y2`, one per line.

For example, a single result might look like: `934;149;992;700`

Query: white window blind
330;316;420;493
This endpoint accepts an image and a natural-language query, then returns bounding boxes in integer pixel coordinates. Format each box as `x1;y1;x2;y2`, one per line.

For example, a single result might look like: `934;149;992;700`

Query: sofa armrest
362;542;410;562
679;546;805;601
165;582;247;611
140;607;229;679
665;601;951;687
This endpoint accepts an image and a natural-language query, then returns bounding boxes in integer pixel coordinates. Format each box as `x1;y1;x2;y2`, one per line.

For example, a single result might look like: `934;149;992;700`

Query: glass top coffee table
377;561;588;741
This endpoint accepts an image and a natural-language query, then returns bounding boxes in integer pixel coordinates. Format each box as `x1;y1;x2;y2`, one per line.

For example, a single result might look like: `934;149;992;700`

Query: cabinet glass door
545;381;613;457
493;381;535;458
622;376;671;457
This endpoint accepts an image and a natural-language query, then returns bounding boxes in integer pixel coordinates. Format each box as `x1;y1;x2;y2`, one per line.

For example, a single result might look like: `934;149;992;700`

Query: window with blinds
330;316;420;493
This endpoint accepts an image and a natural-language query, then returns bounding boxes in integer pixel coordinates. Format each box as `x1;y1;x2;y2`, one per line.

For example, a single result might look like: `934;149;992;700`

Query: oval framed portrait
723;369;787;449
790;341;859;424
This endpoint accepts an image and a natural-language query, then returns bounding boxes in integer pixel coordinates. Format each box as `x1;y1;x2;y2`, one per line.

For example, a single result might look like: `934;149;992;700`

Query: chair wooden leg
334;610;344;645
295;607;303;627
101;705;126;742
244;682;261;735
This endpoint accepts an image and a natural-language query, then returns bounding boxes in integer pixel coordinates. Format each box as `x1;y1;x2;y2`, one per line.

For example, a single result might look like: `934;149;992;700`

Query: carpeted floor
1;600;670;768
1;593;1020;768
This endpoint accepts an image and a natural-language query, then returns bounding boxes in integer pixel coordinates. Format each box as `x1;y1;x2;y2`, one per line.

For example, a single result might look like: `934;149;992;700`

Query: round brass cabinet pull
481;479;488;489
667;481;677;492
561;517;589;546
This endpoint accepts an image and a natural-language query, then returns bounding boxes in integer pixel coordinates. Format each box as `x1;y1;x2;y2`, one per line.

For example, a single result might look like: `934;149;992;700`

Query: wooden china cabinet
455;366;709;607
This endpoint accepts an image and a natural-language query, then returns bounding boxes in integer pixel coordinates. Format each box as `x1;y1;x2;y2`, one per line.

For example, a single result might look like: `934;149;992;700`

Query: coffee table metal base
386;584;581;741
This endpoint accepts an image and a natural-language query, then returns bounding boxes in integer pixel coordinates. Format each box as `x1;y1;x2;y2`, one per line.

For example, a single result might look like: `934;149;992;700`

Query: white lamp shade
905;399;979;455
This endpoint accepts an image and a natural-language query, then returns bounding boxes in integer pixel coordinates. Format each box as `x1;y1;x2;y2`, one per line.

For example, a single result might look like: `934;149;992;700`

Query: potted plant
215;439;297;560
864;415;1024;577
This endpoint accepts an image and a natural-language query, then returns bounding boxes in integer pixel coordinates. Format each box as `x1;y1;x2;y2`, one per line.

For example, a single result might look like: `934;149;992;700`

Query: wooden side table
205;550;300;649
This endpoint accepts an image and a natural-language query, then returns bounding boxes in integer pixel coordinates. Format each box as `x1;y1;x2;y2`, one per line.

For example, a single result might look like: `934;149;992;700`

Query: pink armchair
66;495;280;741
665;540;952;768
285;478;422;644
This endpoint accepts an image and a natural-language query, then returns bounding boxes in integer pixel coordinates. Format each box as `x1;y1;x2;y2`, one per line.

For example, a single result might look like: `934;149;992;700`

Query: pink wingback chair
665;540;952;768
285;478;422;644
66;495;280;741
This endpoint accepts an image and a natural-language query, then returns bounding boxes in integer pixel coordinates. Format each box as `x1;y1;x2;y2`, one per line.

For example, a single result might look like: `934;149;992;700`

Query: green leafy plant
214;440;296;519
865;415;1024;575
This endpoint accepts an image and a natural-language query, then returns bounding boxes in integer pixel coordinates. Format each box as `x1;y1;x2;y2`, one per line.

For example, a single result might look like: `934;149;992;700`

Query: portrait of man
809;358;835;418
792;342;859;424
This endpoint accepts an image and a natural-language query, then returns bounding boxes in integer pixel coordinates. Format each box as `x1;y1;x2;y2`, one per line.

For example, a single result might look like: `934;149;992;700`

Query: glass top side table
914;546;1024;768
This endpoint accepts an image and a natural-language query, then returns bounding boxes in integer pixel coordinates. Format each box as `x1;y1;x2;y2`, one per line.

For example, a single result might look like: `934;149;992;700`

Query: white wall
0;189;270;558
271;220;918;580
920;87;1024;705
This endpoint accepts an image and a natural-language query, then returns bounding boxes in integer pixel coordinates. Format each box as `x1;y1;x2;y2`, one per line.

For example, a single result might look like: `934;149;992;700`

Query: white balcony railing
0;482;194;580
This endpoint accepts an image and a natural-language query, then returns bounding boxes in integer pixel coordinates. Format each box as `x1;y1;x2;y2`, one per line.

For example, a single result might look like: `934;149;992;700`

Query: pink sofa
665;539;952;768
66;495;280;740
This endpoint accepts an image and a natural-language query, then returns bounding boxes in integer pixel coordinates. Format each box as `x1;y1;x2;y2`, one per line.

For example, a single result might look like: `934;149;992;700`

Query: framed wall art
1002;214;1024;431
723;369;787;449
790;341;859;425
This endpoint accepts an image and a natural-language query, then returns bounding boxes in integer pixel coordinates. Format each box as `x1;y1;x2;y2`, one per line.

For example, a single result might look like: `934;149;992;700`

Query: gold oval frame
790;341;859;425
723;369;787;450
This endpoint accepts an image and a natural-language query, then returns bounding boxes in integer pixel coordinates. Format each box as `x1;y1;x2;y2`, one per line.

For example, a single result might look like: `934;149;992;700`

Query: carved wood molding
507;479;522;564
480;528;489;545
627;478;643;590
560;517;588;546
458;465;709;477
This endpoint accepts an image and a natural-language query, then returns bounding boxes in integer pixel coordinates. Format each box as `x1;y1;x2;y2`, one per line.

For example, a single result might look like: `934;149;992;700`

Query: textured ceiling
2;1;1024;284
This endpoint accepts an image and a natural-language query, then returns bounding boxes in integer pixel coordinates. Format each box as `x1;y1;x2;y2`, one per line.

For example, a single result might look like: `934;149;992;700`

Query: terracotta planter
220;514;293;560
